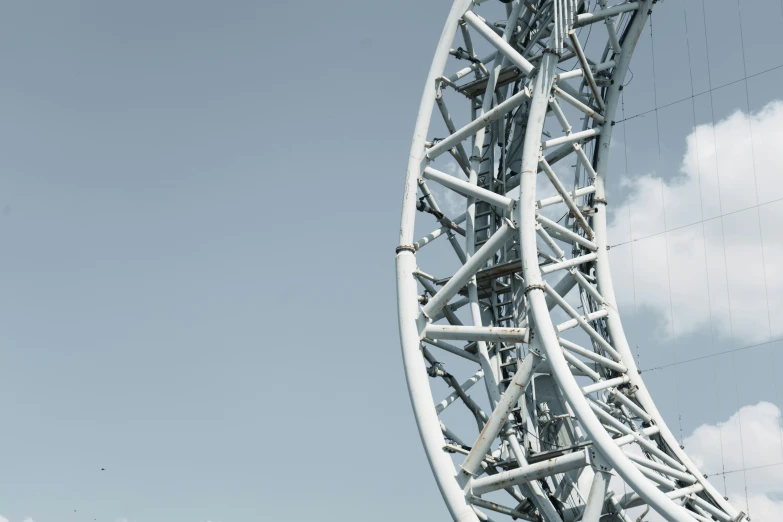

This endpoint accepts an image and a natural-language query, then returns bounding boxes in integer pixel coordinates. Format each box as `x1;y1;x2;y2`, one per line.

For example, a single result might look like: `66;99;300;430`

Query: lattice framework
395;1;748;521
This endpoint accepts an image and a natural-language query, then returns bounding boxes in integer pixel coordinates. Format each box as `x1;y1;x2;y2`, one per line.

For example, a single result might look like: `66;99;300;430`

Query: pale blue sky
0;2;451;521
0;1;782;521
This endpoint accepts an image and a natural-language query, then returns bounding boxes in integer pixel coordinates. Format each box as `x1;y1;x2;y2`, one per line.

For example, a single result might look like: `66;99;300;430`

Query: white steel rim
396;2;748;522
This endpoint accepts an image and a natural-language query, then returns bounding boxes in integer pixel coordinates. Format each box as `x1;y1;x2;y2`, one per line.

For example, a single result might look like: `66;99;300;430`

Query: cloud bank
610;100;783;344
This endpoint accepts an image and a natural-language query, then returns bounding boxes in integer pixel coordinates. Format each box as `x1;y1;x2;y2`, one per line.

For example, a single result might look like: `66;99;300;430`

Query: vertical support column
584;451;613;522
511;50;568;522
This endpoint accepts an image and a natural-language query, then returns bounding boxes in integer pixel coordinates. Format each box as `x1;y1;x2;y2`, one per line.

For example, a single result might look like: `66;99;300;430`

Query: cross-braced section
396;1;748;521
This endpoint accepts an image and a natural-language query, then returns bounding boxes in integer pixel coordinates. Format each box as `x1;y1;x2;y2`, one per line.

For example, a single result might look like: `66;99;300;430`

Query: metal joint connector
593;197;608;206
396;245;416;254
588;448;611;472
524;283;546;295
427;365;448;378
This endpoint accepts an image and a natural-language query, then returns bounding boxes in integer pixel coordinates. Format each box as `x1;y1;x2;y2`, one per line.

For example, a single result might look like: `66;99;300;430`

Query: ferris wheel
395;1;749;521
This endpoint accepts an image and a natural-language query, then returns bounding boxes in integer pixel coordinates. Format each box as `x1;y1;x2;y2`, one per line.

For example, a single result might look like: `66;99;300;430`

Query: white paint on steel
396;1;747;521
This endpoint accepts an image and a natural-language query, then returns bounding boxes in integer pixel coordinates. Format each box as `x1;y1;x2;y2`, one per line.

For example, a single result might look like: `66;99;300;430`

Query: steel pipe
423;167;515;212
470;450;589;496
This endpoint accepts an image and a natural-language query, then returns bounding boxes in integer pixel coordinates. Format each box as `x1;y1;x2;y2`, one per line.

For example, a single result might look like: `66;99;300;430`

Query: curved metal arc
582;3;741;519
399;0;472;248
514;37;693;522
587;4;745;521
396;1;479;521
397;1;748;521
512;1;740;520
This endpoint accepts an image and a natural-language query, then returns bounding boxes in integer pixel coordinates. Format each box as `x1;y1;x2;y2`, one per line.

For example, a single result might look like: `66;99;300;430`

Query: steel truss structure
395;1;748;521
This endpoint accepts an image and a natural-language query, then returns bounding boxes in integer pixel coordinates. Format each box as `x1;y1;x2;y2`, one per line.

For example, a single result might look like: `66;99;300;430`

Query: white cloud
686;402;783;476
609;100;783;343
683;402;783;519
599;403;783;521
739;493;783;521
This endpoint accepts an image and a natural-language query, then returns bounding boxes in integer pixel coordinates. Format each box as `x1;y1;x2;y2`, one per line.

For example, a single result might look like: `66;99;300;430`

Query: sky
0;1;780;521
593;0;783;518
